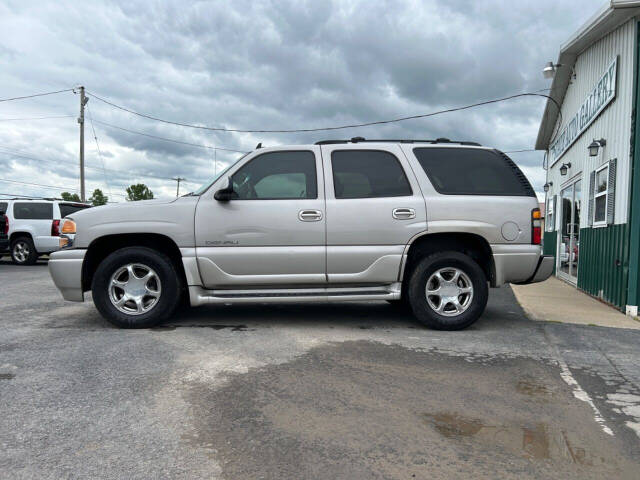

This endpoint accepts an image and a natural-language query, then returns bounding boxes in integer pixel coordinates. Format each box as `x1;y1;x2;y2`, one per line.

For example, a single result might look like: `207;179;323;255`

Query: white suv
0;198;91;265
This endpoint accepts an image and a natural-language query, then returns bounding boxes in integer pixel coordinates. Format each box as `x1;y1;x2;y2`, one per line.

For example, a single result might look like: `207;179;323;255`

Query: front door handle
299;209;323;222
392;208;416;220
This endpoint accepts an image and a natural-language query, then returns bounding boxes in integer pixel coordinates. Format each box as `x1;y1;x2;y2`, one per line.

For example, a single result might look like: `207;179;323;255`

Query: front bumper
48;249;86;301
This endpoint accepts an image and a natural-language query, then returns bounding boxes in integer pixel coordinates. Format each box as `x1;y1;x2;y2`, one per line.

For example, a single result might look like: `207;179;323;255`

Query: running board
188;283;401;306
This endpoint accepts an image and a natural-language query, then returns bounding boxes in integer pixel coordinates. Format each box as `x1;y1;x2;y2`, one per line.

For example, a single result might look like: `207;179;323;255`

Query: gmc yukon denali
49;138;553;330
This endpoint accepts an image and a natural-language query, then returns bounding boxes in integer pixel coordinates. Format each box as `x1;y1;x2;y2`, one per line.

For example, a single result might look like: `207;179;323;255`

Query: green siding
543;231;557;274
628;21;640;307
577;224;629;310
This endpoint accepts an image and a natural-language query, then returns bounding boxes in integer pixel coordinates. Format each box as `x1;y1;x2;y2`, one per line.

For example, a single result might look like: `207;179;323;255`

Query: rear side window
413;148;535;196
0;202;7;214
331;150;412;198
59;203;90;217
13;202;53;219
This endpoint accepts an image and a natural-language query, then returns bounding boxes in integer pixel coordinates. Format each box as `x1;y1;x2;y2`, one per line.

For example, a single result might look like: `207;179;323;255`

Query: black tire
407;251;488;331
91;247;182;328
10;236;38;265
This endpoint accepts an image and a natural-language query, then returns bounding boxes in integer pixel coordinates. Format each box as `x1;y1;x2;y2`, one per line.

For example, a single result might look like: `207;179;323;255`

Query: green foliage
126;183;154;201
60;192;81;202
89;188;108;206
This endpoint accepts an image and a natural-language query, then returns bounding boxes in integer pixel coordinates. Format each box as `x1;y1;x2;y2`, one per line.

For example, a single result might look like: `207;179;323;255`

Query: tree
126;183;154;201
60;192;81;202
89;188;108;206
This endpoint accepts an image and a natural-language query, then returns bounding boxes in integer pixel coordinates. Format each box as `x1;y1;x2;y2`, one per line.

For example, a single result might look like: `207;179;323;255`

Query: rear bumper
0;237;8;252
491;244;542;285
48;249;86;301
34;235;60;254
513;255;554;285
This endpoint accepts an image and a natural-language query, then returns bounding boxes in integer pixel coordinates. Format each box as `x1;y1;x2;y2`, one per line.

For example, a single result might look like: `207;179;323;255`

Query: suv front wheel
407;251;488;330
91;247;182;328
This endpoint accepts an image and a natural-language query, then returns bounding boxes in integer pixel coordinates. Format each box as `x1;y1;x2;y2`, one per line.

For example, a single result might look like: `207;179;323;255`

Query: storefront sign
550;56;617;165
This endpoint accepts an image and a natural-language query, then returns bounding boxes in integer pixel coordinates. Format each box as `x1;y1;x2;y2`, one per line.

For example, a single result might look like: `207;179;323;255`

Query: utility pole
77;86;89;202
172;177;185;197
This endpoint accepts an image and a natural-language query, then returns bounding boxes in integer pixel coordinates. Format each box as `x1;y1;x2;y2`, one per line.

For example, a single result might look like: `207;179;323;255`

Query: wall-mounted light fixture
543;61;562;79
543;181;553;192
588;138;606;157
560;163;571;176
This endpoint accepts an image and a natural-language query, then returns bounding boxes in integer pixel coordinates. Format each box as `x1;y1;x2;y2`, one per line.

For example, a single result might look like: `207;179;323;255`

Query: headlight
61;219;76;234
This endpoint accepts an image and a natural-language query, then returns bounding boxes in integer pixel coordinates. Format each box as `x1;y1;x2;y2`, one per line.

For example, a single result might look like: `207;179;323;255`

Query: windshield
191;152;250;195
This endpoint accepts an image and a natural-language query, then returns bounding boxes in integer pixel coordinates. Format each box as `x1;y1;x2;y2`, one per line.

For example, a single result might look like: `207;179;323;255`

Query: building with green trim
536;1;640;315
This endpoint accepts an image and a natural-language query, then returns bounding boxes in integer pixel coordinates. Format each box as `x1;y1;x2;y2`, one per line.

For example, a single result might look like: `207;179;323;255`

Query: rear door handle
392;208;416;220
299;209;323;222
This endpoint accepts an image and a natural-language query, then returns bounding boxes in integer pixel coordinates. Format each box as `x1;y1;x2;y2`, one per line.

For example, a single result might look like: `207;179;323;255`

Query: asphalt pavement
1;258;640;479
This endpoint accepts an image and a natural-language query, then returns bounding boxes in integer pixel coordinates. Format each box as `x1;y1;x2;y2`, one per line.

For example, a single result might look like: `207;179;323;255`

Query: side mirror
214;176;234;201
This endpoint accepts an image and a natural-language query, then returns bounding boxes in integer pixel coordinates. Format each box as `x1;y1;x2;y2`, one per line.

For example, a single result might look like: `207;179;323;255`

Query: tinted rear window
59;203;90;217
413;148;535;196
13;202;53;219
0;202;7;214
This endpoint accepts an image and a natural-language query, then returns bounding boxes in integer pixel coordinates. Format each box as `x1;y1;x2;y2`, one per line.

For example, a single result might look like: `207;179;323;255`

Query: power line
0;88;74;103
87;90;563;136
91;118;248;153
0;178;80;192
86;105;112;199
0;115;74;121
0;146;197;186
503;149;537;154
0;192;54;198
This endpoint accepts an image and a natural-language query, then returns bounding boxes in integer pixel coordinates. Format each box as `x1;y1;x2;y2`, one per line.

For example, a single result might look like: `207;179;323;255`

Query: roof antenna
256;142;262;149
350;136;365;143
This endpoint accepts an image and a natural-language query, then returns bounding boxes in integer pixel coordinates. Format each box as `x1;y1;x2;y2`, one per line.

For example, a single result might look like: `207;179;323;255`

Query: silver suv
49;139;553;330
1;198;91;265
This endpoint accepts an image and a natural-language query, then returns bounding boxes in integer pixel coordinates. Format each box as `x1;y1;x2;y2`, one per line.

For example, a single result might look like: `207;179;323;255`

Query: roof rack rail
0;196;61;201
315;137;481;146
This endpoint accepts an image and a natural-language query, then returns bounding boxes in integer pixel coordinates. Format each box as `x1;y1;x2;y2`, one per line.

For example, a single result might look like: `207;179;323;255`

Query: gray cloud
0;0;604;200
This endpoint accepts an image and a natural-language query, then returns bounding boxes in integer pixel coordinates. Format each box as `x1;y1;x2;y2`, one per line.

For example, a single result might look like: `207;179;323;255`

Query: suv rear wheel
91;247;181;328
11;236;38;265
407;251;488;330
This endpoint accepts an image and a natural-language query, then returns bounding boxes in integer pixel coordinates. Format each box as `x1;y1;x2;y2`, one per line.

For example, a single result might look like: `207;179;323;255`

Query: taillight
532;208;541;245
51;219;60;236
2;214;7;235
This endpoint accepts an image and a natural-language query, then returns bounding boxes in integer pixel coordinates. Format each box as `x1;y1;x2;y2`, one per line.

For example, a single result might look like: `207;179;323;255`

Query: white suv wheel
13;241;29;263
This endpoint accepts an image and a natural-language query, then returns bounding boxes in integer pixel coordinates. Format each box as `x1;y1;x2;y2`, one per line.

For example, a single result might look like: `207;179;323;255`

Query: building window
593;163;608;226
546;196;554;232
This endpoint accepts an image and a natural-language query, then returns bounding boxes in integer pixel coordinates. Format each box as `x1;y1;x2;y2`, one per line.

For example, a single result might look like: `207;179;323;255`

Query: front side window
331;150;412;199
231;151;317;200
13;202;53;219
594;165;608;224
413;147;534;196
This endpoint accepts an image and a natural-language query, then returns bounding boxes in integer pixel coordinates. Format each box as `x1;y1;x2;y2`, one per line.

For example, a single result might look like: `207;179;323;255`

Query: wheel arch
400;232;495;287
9;231;34;244
82;233;188;292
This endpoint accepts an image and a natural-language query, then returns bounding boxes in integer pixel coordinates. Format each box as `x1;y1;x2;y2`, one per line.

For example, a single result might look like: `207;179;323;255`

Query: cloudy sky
0;0;605;202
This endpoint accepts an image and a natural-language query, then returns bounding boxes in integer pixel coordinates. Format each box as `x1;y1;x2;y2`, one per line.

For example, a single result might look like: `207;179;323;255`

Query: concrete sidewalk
511;277;640;330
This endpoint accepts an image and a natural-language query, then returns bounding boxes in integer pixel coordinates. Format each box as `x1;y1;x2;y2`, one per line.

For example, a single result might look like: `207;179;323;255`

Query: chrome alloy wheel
425;267;474;317
108;263;162;315
13;241;30;263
